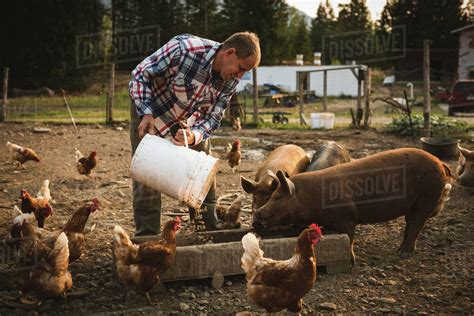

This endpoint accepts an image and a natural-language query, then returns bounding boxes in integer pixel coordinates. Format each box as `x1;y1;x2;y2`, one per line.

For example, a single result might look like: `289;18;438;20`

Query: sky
286;0;470;21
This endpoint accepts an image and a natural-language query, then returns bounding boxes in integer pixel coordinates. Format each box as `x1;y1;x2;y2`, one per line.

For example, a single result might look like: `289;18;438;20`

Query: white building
237;65;363;97
452;24;474;80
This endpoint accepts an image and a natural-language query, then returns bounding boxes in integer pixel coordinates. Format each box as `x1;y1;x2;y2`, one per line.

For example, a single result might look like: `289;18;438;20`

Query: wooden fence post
323;70;328;112
106;63;115;125
1;67;8;122
423;40;431;136
363;67;371;128
252;68;258;124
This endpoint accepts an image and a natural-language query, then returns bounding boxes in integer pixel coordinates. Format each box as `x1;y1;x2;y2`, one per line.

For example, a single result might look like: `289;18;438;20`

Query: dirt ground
0;122;473;315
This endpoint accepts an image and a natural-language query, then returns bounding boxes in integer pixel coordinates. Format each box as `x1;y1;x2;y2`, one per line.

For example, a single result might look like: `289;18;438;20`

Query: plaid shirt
129;34;240;145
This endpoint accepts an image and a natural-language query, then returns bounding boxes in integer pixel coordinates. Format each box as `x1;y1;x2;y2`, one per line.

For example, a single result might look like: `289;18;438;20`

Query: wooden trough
130;227;352;282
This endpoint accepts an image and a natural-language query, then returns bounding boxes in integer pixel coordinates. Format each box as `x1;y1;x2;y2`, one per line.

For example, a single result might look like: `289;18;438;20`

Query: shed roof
451;24;474;34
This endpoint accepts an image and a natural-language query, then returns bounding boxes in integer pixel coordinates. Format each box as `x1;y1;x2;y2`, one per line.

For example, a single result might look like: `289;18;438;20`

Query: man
129;32;260;236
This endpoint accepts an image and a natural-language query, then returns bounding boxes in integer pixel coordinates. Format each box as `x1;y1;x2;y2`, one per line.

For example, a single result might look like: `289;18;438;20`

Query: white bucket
310;112;335;130
130;134;219;209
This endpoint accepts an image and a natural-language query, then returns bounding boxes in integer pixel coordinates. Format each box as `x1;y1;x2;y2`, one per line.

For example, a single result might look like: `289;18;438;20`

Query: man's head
214;32;261;81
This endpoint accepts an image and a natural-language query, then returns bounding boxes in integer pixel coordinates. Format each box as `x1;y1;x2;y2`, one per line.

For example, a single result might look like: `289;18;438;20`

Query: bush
385;114;468;137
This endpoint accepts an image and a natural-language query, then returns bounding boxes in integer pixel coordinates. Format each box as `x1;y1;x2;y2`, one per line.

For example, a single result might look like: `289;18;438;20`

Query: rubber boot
201;204;222;231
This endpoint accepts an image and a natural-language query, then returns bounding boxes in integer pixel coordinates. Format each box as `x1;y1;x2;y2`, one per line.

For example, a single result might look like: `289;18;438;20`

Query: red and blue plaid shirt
129;34;240;144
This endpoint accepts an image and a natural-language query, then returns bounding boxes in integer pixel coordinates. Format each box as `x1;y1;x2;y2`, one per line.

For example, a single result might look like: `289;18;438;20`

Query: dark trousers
130;101;216;235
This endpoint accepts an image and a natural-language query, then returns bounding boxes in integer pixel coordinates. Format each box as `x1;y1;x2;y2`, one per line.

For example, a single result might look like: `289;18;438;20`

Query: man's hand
138;114;158;139
171;121;195;146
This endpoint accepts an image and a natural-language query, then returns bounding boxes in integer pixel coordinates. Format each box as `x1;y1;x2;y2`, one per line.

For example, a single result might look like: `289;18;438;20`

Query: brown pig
305;141;351;172
241;144;309;210
253;148;452;264
457;144;474;187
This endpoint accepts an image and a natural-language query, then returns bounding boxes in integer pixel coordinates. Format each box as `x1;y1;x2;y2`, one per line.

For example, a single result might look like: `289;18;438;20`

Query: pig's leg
397;215;412;252
399;204;433;257
334;221;357;266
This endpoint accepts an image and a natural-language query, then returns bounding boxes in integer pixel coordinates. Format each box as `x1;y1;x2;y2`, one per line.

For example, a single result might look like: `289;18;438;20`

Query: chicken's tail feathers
6;141;22;152
52;232;70;272
36;179;51;201
75;148;83;161
113;225;134;260
12;205;23;221
241;233;263;272
13;212;36;225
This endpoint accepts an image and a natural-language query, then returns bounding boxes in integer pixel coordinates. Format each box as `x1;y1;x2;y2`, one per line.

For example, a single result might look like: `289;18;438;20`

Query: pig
241;144;309;210
457;144;474;187
253;148;452;264
305;141;351;172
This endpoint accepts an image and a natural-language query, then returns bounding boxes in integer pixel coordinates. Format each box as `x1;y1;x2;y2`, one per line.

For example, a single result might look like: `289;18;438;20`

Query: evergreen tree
310;0;336;54
287;8;312;62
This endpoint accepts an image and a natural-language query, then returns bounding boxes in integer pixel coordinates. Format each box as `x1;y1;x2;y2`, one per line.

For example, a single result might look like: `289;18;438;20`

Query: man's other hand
171;122;195;146
138;114;158;139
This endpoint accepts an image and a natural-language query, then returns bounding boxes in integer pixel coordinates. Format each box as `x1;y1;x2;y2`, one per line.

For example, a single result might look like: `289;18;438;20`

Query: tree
337;0;372;34
310;0;336;54
287;8;312;62
218;0;289;65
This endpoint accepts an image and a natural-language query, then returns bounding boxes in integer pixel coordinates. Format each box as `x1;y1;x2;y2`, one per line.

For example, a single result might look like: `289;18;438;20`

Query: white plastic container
310;112;335;130
130;134;219;209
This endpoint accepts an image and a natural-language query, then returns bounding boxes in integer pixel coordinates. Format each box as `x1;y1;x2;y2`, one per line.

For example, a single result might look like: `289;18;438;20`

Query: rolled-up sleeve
129;39;182;117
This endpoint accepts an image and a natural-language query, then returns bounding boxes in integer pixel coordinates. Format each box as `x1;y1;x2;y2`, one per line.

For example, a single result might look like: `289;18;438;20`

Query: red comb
175;216;181;223
310;223;321;234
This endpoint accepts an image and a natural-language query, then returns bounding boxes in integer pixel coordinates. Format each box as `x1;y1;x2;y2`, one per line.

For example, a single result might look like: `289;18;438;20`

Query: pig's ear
276;170;295;196
241;176;257;193
458;144;474;158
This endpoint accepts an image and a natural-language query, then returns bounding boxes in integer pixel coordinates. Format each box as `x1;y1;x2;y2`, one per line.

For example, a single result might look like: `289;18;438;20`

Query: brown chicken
6;141;40;168
226;139;241;173
19;219;72;306
231;116;241;132
38;198;101;262
113;217;181;305
20;189;53;228
75;149;97;175
241;224;322;313
216;194;244;229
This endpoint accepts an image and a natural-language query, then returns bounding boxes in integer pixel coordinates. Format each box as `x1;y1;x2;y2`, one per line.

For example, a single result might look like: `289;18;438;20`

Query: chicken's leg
145;292;153;306
63;292;68;309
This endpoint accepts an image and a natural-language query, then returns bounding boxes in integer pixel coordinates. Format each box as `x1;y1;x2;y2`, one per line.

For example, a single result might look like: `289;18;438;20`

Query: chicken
3;207;36;248
113;217;181;305
6;141;40;168
241;224;322;313
226;139;241;173
231;116;241;132
20;189;53;228
75;149;97;176
19;219;72;306
36;179;52;202
216;194;244;229
38;198;101;262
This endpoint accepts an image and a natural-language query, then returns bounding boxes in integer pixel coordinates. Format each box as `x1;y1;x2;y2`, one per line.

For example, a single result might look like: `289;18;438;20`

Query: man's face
219;48;257;81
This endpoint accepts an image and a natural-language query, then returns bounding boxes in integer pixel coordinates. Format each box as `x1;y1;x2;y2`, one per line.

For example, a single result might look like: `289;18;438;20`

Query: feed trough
420;137;459;159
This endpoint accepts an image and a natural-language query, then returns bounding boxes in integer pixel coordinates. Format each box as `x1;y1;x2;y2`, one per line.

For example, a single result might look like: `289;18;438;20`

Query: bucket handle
182;128;188;148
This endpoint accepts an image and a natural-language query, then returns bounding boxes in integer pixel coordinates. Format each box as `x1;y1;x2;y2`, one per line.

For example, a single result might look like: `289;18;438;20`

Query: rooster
37;198;100;262
20;189;53;228
241;224;323;313
216;194;244;229
75;149;97;176
19;219;72;307
6;141;40;168
113;217;181;305
226;139;241;173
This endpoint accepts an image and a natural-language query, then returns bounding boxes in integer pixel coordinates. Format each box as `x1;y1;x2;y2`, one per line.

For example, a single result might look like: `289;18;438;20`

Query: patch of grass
384;114;469;138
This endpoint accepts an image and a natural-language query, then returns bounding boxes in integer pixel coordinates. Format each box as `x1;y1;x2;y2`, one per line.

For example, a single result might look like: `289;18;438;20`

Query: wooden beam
106;63;115;125
363;67;371;128
1;67;8;122
323;70;328;112
252;68;258;124
298;72;304;125
423;40;431;136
